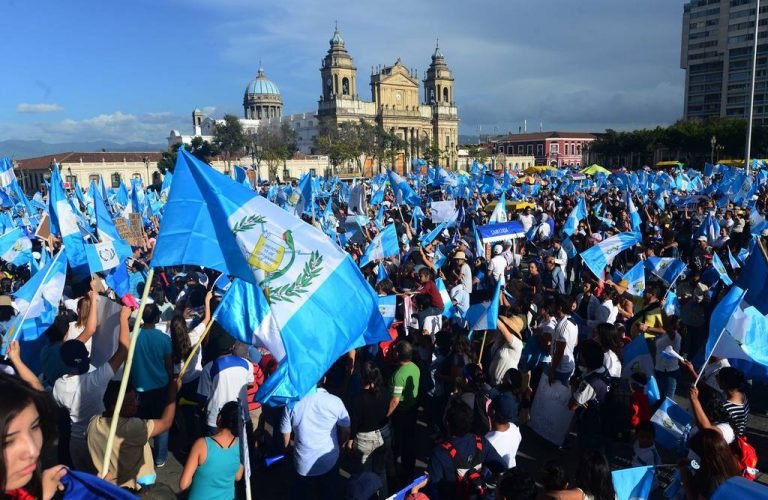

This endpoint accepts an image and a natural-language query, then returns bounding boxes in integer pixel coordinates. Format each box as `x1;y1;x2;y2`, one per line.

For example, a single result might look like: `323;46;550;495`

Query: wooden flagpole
99;267;155;479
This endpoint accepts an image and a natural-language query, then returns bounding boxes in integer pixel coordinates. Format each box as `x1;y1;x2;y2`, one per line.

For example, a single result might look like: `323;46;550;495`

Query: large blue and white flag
0;228;32;267
359;223;399;268
84;240;132;273
626;191;642;232
378;295;396;328
387;170;421;207
579;232;642;278
711;477;768;499
562;236;577;259
710;251;733;286
622;260;646;297
693;212;720;245
488;192;508;224
48;166;89;277
736;245;768;314
3;249;67;369
644;257;686;285
377;262;389;283
0;157;17;188
611;466;655;500
650;398;693;450
705;285;768;377
728;247;741;270
160;170;173;202
621;335;661;404
464;281;501;332
435;278;455;318
152;149;389;404
562;197;587;237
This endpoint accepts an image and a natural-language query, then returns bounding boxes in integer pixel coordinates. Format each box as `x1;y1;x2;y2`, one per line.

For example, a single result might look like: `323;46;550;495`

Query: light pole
745;0;761;176
143;156;149;186
710;135;717;165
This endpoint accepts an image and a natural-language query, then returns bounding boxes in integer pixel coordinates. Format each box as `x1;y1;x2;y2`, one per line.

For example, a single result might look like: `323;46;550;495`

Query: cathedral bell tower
423;41;454;106
320;24;357;101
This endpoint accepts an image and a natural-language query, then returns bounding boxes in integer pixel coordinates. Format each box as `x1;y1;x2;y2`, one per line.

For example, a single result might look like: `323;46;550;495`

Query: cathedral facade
169;26;459;173
317;26;460;171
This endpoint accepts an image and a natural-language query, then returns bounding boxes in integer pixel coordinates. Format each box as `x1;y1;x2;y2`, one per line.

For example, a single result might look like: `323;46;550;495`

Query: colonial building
488;132;596;167
168;25;460;175
317;26;459;173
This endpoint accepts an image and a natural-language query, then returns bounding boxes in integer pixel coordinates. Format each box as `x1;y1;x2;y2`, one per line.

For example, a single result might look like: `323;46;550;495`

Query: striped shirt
722;398;750;436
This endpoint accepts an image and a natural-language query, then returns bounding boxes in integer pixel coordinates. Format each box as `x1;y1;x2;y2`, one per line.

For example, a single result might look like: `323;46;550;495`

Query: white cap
493;244;503;255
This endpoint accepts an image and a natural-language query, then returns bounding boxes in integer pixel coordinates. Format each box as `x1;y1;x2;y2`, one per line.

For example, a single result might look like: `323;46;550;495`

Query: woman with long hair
574;450;616;500
346;361;391;497
179;401;243;500
680;428;741;499
0;373;66;499
65;290;99;354
170;290;212;389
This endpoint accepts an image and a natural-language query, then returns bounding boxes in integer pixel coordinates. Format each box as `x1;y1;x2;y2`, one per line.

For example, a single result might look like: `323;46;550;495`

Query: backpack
440;436;487;500
733;435;759;480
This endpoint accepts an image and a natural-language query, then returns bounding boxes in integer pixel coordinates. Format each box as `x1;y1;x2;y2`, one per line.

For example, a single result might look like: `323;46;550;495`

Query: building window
550;143;559;154
342;77;350;96
507;146;513;154
65;175;77;185
536;144;543;156
443;87;449;102
518;145;524;154
576;144;582;155
89;174;99;183
111;172;121;188
527;144;533;155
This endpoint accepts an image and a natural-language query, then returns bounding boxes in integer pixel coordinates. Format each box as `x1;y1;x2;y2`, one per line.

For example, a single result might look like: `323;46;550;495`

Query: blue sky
1;0;686;144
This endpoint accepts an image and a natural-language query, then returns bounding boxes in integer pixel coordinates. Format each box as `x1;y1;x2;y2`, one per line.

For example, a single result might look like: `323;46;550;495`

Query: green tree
187;136;219;164
213;114;246;170
467;145;489;167
157;143;181;174
256;123;297;181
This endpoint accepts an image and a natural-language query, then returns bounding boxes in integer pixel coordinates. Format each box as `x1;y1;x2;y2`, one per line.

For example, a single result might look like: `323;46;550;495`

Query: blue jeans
655;369;680;400
138;387;169;465
554;370;573;386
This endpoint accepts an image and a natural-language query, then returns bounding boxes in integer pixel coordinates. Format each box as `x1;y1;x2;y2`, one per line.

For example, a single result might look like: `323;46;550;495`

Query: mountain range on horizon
0;139;167;160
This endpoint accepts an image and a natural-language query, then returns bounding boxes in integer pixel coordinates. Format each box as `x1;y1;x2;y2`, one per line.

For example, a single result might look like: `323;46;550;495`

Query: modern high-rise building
681;0;768;122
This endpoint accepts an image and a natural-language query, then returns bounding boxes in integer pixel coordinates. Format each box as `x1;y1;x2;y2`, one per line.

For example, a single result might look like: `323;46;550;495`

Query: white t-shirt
66;322;91;354
604;350;622;378
485;424;522;468
489;255;507;286
197;355;255;428
53;363;115;438
173;321;207;384
489;334;524;385
655;333;682;373
552;316;578;375
519;214;535;232
458;262;472;294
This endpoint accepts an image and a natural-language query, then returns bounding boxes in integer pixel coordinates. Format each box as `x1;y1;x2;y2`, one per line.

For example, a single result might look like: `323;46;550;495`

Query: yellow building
317;26;459;174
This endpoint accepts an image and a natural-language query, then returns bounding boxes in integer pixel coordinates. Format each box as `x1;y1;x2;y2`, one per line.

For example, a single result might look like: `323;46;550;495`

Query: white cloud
0;111;186;144
17;103;64;113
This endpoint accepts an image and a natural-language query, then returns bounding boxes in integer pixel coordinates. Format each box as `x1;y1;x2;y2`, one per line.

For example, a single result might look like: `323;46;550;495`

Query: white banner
528;377;574;446
430;200;458;223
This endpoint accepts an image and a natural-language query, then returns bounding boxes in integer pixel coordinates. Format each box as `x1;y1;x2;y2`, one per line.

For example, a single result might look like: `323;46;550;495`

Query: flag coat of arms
153;149;389;404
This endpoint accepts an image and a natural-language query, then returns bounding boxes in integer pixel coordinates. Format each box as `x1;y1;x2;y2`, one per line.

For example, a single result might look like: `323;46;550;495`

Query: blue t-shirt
130;328;171;392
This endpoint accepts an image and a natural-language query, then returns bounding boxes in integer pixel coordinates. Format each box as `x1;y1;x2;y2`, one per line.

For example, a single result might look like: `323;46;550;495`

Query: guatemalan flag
152;149;389;405
358;223;399;268
611;466;655;500
0;157;18;188
621;335;661;404
48;166;89;277
3;249;67;372
626;191;642;232
0;228;32;266
650;398;693;450
488;192;508;224
644;257;686;286
562;197;587;236
463;281;501;333
378;295;396;328
710;251;733;286
622;260;646;297
579;232;642;279
705;284;768;380
387;169;421;207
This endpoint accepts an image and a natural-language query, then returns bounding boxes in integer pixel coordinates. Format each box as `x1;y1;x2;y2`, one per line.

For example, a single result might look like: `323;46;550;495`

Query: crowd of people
0;161;766;500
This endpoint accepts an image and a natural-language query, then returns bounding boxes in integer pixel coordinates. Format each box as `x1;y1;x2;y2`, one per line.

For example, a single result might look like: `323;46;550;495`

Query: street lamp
710;136;717;165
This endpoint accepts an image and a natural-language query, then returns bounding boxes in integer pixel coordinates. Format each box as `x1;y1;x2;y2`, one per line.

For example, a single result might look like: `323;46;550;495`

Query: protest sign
128;213;145;245
34;213;50;241
528;377;574;446
477;221;526;244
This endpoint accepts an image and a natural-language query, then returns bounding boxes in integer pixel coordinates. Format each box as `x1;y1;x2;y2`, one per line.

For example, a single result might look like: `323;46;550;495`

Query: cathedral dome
245;67;281;96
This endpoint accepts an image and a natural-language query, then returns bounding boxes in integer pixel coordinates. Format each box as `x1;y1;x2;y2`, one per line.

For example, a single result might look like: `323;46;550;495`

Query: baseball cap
493;244;503;255
491;393;519;422
60;340;90;374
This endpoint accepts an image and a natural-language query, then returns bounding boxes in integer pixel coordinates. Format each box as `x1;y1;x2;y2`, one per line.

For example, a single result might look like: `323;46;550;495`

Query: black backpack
440;436;487;500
